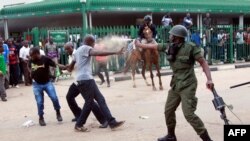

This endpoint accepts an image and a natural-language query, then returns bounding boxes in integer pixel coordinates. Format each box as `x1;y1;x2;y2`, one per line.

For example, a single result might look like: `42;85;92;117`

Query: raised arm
89;47;124;56
134;40;158;49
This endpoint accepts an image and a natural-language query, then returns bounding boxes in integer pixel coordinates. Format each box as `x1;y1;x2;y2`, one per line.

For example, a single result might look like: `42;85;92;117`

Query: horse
123;27;163;91
140;27;163;91
123;40;144;88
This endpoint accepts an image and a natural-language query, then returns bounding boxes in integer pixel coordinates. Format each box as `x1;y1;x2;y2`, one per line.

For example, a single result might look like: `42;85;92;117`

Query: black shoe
74;125;90;132
1;97;7;102
56;113;63;122
157;135;177;141
39;118;46;126
200;130;213;141
72;118;77;122
99;121;108;128
109;121;125;130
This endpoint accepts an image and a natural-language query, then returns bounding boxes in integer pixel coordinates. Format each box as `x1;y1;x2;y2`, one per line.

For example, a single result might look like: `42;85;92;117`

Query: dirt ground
1;68;250;141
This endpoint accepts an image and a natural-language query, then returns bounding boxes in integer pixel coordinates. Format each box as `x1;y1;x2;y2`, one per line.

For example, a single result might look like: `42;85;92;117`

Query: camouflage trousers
164;82;207;135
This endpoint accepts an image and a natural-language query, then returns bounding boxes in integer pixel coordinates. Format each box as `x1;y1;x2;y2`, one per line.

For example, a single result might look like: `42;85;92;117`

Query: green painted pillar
130;25;135;38
23;32;27;41
81;0;88;37
32;27;39;47
3;19;9;40
229;25;234;63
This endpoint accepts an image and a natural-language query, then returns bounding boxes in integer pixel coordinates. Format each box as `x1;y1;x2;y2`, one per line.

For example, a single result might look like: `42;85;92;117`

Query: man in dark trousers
60;42;108;128
8;38;20;88
66;35;125;132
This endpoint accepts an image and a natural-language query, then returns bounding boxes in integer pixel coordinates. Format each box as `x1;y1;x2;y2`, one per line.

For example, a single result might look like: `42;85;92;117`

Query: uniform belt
173;68;194;73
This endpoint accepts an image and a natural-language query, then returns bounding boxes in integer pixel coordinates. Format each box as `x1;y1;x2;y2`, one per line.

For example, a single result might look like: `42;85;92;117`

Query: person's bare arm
67;61;76;72
89;47;124;56
56;60;76;72
197;57;214;89
57;63;67;70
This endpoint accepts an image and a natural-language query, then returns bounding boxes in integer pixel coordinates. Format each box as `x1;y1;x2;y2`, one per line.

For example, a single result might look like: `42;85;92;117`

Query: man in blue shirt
0;38;9;89
0;38;9;64
191;30;201;47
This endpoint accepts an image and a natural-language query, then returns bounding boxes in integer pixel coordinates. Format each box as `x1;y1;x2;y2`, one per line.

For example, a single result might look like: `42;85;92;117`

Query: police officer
138;15;157;39
135;25;214;141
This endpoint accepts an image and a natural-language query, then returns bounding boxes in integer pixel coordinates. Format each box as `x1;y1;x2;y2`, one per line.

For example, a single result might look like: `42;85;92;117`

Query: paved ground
1;66;250;141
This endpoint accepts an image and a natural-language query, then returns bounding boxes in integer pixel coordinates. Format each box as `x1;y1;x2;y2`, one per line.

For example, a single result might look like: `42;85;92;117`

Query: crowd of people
0;37;31;102
0;36;61;102
159;12;250;63
3;13;248;141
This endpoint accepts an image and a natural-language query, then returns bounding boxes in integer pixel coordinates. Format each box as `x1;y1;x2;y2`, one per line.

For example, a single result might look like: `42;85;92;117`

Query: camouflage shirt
168;42;202;91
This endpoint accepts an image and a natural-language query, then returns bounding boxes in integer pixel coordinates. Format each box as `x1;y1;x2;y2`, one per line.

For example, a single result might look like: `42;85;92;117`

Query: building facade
0;0;250;39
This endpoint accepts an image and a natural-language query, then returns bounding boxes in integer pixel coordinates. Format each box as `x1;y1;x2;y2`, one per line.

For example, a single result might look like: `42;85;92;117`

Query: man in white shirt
236;29;244;60
183;13;193;42
161;13;174;43
59;42;108;128
19;40;31;86
62;36;125;132
217;30;227;61
162;13;173;28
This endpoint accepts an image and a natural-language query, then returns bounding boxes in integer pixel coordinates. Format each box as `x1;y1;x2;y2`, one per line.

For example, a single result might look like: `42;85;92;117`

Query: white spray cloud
97;35;132;52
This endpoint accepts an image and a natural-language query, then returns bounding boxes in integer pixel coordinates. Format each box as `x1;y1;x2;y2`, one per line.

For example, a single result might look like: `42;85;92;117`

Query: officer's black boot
200;130;213;141
157;135;177;141
157;127;177;141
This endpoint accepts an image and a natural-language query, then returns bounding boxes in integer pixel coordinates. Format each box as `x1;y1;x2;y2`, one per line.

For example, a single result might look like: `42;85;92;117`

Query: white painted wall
0;0;42;8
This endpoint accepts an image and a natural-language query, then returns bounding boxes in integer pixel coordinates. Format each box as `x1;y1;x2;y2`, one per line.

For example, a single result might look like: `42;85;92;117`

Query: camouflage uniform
165;42;207;135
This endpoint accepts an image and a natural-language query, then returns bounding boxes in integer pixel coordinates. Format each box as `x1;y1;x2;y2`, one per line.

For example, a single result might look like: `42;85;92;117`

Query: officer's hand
134;39;141;47
206;80;214;90
116;47;125;55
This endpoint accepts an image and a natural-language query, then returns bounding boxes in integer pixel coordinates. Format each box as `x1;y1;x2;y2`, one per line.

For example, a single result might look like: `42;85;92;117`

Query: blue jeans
218;46;225;61
76;79;115;127
32;81;61;116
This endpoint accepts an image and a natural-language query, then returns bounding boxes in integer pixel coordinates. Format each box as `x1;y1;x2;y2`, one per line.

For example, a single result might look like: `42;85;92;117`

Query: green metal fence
23;25;170;73
23;24;250;73
187;25;250;64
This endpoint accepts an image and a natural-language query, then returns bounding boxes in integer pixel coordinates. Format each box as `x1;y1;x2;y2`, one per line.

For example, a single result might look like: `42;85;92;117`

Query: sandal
74;126;90;132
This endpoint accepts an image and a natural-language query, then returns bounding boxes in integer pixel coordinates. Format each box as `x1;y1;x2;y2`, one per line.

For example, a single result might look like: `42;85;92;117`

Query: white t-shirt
162;17;173;27
40;49;45;56
202;34;206;47
236;32;244;44
68;49;76;63
72;45;93;81
19;46;30;61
